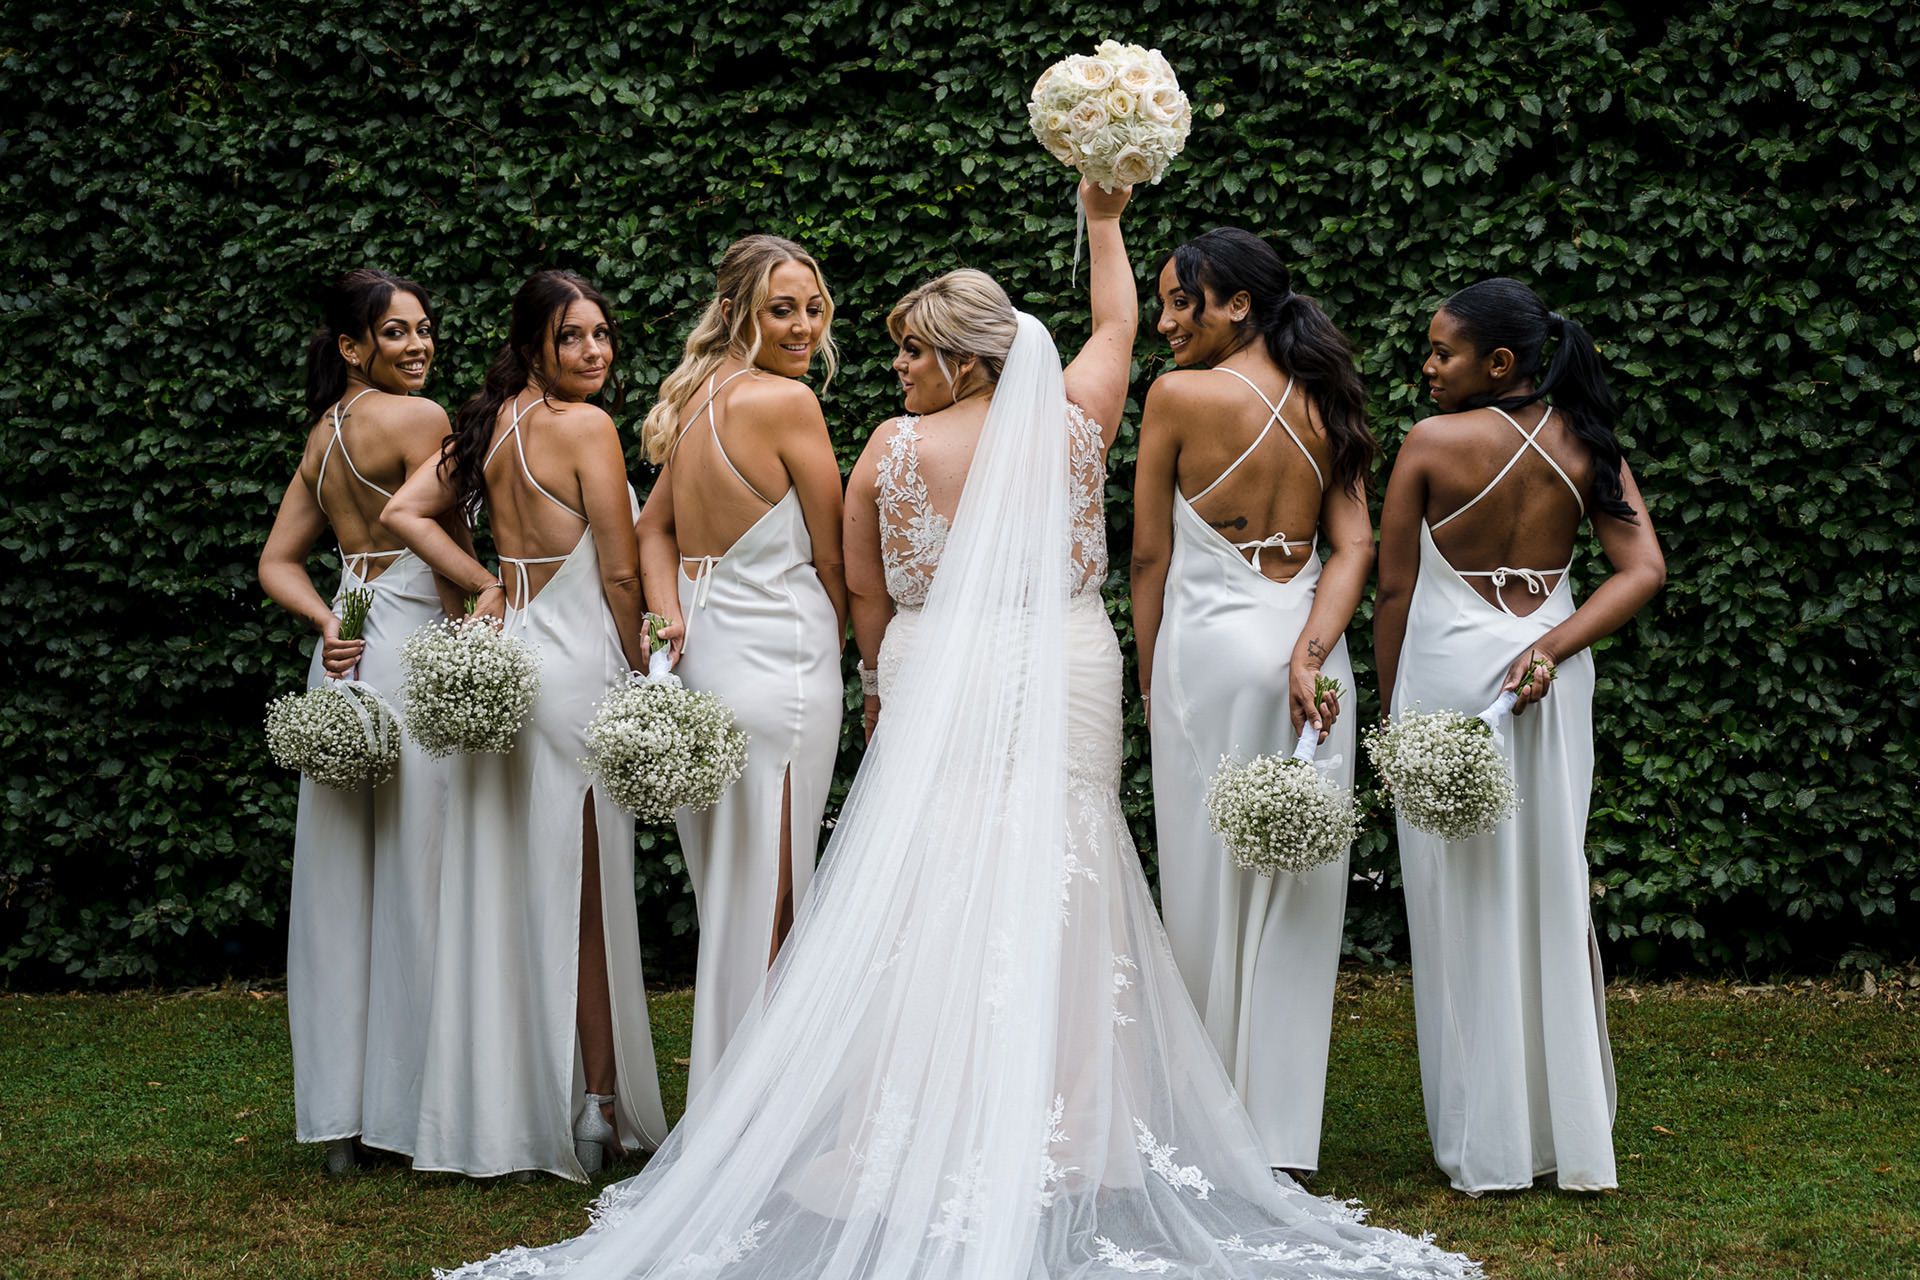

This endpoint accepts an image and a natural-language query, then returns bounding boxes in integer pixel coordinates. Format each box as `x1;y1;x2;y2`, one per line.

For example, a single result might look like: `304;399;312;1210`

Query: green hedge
3;0;1915;984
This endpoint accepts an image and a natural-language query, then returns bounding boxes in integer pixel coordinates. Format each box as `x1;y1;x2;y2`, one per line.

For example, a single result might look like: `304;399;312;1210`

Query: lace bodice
875;402;1109;607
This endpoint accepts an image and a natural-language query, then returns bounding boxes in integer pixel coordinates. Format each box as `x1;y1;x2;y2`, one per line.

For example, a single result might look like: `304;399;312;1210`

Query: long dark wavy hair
1163;228;1375;495
303;269;434;427
442;269;622;515
1438;277;1636;522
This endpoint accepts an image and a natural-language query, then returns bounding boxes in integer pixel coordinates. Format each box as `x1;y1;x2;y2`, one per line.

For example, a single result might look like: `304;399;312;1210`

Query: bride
438;182;1478;1279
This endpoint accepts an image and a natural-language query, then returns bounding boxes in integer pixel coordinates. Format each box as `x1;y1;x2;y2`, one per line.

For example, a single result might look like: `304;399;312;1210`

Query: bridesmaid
1131;229;1375;1178
258;269;462;1173
634;235;847;1100
385;269;668;1179
1375;278;1665;1194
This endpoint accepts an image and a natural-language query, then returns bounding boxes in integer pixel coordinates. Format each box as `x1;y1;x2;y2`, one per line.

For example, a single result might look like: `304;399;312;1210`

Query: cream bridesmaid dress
1150;369;1354;1175
411;401;668;1180
1392;404;1617;1194
288;389;450;1156
670;370;843;1098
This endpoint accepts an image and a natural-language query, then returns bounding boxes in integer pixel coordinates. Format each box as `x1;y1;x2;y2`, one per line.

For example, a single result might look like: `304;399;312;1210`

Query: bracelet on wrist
858;661;880;697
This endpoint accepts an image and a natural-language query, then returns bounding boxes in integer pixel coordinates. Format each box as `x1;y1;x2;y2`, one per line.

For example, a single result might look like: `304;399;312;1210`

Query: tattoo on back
1210;515;1249;533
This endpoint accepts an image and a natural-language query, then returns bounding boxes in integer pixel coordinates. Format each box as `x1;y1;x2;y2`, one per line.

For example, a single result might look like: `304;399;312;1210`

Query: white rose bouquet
1029;40;1191;191
265;588;402;791
582;615;750;823
399;613;541;757
1205;680;1358;876
1365;691;1521;841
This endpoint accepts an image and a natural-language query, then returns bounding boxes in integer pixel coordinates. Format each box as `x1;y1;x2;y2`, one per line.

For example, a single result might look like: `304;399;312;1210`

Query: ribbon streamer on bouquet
1071;186;1087;283
1289;726;1346;776
628;646;683;689
1476;689;1519;750
323;677;401;753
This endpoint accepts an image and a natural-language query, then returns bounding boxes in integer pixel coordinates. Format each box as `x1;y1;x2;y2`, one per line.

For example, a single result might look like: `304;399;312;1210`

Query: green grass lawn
1;974;1914;1278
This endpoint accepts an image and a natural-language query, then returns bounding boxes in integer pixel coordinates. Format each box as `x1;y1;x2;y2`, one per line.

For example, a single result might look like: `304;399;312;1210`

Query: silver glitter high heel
574;1092;618;1174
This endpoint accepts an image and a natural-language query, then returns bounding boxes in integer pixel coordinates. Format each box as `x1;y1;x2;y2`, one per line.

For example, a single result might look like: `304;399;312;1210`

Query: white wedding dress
438;315;1478;1278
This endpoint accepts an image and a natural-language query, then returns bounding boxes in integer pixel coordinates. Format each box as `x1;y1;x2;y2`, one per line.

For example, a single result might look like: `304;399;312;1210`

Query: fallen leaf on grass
1652;1125;1674;1136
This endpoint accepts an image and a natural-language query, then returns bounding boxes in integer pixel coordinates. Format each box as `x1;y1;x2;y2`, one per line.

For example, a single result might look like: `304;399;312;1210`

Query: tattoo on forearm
1306;636;1327;662
1209;515;1249;532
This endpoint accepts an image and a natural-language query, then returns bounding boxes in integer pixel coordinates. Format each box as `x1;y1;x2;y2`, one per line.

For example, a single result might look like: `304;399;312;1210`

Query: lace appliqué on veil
876;405;1109;610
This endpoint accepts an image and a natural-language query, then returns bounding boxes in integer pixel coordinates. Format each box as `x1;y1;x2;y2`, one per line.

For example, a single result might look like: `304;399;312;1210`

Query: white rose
1063;55;1115;92
1111;146;1157;187
1044;110;1070;136
1139;85;1182;125
1147;49;1177;84
1118;62;1154;94
1105;87;1137;119
1067;98;1111;136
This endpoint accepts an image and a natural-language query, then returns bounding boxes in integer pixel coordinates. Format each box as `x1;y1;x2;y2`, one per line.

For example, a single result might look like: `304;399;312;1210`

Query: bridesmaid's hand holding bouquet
582;614;749;823
265;589;403;791
1205;714;1359;877
1365;694;1521;841
399;613;542;756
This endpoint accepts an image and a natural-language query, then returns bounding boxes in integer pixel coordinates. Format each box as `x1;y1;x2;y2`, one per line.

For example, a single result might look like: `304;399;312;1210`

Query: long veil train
439;314;1479;1279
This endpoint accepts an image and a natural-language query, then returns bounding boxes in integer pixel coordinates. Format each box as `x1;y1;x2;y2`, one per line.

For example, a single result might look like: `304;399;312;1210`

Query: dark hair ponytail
443;269;621;515
1438;277;1636;523
303;268;434;427
1164;228;1376;494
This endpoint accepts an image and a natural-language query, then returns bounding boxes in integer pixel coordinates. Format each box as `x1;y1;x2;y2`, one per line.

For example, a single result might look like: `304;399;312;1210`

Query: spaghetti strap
316;388;391;518
484;397;589;523
1431;406;1583;530
1429;406;1583;616
668;370;774;507
1192;367;1324;499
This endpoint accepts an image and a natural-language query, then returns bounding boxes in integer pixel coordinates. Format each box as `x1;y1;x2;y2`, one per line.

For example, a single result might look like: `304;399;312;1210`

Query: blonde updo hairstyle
642;234;838;463
887;268;1019;402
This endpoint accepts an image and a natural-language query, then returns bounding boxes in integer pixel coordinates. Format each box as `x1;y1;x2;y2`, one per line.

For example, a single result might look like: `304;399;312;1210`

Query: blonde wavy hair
642;234;839;463
887;268;1019;400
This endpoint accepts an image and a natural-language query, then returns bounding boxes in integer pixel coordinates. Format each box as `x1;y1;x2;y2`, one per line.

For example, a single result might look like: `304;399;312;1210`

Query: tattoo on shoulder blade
1210;515;1249;533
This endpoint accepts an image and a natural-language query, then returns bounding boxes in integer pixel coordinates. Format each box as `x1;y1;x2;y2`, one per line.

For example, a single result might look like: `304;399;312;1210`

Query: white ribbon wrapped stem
323;677;400;754
1290;727;1320;764
1477;689;1519;749
633;646;682;688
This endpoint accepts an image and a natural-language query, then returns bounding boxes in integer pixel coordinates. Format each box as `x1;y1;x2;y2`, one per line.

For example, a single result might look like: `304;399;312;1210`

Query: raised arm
1372;425;1433;715
1292;474;1375;738
1062;178;1138;443
1501;459;1666;713
771;388;850;641
259;467;364;678
843;426;895;741
385;448;505;623
571;410;648;672
1129;377;1181;711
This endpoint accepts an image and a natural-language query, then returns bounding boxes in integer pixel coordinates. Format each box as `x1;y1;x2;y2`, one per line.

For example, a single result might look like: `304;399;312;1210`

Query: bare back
1170;364;1333;581
668;371;798;561
298;388;432;578
1424;403;1592;614
482;395;597;603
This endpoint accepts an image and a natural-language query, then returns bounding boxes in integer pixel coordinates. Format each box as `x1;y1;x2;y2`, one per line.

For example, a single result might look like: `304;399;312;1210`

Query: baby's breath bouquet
399;613;541;757
265;588;402;791
582;615;749;823
1204;678;1358;876
1366;691;1520;841
1029;40;1192;190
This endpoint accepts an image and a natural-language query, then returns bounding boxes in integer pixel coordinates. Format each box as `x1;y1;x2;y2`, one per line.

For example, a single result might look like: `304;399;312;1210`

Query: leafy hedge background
3;0;1915;985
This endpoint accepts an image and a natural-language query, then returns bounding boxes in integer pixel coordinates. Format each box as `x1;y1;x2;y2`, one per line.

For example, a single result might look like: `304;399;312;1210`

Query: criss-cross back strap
315;388;389;519
1189;367;1322;501
667;369;773;507
484;395;589;523
1431;406;1583;530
